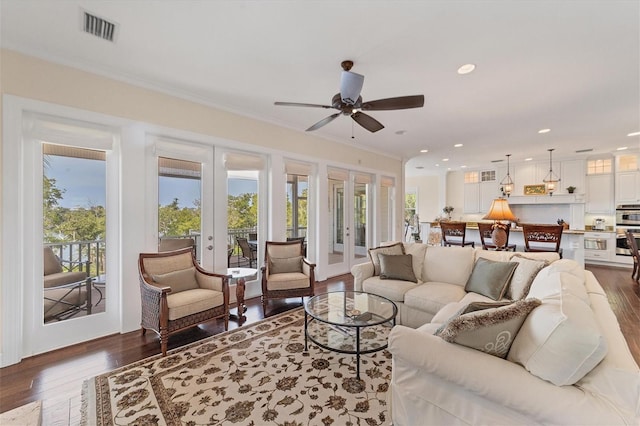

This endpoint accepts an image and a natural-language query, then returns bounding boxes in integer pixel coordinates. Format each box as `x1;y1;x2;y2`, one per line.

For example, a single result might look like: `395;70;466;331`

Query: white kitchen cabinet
615;171;640;204
480;180;502;212
512;162;536;196
560;159;585;195
586;174;614;213
463;182;480;213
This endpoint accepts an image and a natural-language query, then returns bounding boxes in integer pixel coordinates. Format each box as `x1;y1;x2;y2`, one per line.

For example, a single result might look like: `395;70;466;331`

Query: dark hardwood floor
0;266;638;424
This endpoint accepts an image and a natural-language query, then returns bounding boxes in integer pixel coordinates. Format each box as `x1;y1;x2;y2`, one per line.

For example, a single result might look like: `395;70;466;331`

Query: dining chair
440;221;475;248
477;222;516;251
625;230;640;282
522;224;563;258
237;237;258;268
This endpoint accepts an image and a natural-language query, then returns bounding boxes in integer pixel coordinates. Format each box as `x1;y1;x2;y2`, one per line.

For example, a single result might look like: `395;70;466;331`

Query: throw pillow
152;267;199;293
368;242;404;276
270;256;303;274
507;255;548;300
465;258;518;300
378;254;417;283
436;298;542;358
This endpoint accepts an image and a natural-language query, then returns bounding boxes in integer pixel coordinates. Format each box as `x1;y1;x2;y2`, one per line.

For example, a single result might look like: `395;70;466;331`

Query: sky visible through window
48;156;256;208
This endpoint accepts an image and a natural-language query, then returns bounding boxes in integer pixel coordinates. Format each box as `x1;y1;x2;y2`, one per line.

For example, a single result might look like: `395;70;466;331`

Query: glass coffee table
304;291;398;379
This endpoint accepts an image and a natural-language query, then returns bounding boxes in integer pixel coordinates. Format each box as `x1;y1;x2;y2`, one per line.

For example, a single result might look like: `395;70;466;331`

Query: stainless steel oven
616;205;640;256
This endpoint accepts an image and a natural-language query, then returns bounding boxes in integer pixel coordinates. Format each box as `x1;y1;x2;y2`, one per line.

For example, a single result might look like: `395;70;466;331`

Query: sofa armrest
351;262;374;291
388;325;629;425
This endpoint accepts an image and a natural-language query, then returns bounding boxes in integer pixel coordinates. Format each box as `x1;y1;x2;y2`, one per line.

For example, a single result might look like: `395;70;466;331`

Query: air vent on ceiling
575;148;594;153
490;159;504;163
81;9;118;42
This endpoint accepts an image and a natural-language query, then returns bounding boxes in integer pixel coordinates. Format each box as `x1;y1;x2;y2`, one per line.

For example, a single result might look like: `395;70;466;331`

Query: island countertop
428;222;585;235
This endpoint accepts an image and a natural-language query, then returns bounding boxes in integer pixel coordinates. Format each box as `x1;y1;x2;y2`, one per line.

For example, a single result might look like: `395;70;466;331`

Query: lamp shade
483;198;517;221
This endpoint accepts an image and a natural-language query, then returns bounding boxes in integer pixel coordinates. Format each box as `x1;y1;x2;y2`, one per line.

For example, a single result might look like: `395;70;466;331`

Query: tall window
287;174;308;238
42;143;106;323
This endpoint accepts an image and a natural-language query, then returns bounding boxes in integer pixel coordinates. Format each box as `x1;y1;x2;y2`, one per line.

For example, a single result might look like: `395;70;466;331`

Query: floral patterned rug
81;308;392;425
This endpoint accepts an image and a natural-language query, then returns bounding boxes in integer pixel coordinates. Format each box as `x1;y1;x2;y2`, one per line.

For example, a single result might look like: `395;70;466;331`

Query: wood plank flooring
0;265;638;425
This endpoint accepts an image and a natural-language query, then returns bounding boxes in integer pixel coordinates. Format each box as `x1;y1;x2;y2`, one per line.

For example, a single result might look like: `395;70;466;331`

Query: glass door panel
328;179;345;265
158;157;202;262
42;143;106;324
353;182;368;260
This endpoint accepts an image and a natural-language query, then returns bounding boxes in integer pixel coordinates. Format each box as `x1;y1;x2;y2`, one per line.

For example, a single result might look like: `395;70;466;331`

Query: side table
227;267;257;323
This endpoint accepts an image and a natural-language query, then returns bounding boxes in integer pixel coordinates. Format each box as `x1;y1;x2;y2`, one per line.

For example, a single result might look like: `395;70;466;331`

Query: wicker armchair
261;240;316;316
138;247;229;356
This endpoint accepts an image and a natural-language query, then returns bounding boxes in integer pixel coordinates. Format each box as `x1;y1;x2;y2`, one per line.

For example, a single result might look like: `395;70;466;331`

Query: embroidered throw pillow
270;256;303;274
436;298;542;358
368;242;405;276
378;254;417;283
507;255;548;300
152;267;199;293
465;258;518;300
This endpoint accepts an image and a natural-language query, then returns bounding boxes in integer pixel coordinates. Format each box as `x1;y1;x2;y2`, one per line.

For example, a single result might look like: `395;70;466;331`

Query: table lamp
483;198;517;249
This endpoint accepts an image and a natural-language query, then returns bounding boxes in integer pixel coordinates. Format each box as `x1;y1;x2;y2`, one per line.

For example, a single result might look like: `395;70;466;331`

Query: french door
325;169;372;277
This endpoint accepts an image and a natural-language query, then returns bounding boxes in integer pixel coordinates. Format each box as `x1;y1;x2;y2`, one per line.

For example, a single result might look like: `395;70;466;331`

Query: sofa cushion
528;259;590;304
152;267;199;293
403;242;428;282
465;258;518;300
362;276;418;302
368;242;404;276
43;247;63;275
270;256;303;274
436;298;541;358
404;282;467;316
422;246;475;287
379;254;417;283
507;256;547;300
507;285;608;386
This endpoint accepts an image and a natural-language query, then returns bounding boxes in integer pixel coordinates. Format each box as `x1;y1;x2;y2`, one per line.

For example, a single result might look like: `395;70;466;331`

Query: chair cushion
266;272;310;291
362;276;418;302
166;288;224;320
152;267;199;293
368;242;404;276
403;243;428;282
465;258;517;300
44;287;87;319
270;256;303;274
404;282;467;316
435;298;541;358
43;247;63;275
43;271;88;288
378;254;417;283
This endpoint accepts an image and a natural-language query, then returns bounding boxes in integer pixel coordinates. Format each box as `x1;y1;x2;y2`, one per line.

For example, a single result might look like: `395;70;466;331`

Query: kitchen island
423;223;585;267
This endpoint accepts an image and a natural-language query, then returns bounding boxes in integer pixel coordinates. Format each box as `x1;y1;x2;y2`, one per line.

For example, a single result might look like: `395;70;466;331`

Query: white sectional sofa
351;243;640;425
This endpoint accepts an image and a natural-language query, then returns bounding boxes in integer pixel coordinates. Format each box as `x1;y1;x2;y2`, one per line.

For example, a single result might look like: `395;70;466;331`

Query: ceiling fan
274;60;424;133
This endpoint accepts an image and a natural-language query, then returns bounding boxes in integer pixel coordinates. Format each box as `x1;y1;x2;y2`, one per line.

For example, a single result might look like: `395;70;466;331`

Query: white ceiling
2;1;639;175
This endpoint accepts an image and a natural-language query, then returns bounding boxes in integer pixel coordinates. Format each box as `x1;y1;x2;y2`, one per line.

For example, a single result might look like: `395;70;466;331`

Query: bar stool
440;221;475;248
522;224;563;258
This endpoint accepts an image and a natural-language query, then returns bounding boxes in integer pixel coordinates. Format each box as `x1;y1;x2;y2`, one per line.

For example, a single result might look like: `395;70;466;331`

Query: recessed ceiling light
442;158;449;162
525;158;533;161
538;128;551;134
447;167;452;171
395;130;407;135
454;143;463;148
617;146;629;151
461;165;467;168
416;166;424;169
457;64;476;75
420;149;429;153
628;131;640;137
435;164;440;167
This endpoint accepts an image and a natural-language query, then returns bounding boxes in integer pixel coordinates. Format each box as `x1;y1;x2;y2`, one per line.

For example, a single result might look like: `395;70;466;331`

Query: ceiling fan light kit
275;60;425;134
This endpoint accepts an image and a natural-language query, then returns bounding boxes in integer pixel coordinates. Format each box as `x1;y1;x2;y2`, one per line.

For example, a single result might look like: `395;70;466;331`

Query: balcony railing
45;240;106;278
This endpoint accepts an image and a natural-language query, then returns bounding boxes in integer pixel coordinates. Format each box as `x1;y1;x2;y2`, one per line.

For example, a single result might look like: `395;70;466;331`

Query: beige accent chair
138;247;229;356
261;240;316;315
43;246;91;321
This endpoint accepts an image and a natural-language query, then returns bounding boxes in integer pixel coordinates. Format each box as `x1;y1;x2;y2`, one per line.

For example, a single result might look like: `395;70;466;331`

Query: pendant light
542;148;559;196
500;154;514;197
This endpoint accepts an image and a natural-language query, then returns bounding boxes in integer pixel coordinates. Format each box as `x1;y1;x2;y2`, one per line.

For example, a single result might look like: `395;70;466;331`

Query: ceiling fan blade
361;95;425;111
274;101;333;109
351;111;384;133
340;71;365;105
306;113;341;131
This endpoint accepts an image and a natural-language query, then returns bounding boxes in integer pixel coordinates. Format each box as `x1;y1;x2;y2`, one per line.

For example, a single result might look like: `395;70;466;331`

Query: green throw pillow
378;254;417;283
436;298;542;358
465;258;518;300
270;256;303;274
152;267;199;293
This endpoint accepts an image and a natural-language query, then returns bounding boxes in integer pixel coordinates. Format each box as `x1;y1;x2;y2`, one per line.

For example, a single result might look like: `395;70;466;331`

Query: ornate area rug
81;308;392;425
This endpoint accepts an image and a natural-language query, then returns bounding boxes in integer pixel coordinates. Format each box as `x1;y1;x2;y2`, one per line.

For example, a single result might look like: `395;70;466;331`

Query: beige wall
405;175;440;223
